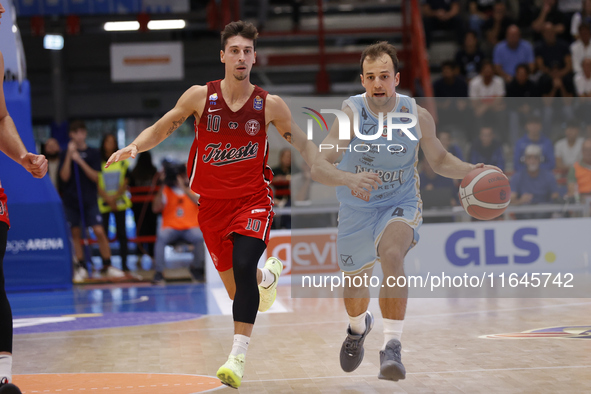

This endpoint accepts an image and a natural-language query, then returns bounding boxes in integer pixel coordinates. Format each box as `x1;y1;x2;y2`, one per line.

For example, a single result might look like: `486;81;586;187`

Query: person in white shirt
469;60;506;97
574;57;591;96
555;119;584;171
469;60;505;121
570;23;591;74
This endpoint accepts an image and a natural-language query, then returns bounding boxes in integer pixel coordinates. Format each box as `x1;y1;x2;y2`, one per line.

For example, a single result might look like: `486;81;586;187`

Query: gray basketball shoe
339;311;374;372
378;338;406;381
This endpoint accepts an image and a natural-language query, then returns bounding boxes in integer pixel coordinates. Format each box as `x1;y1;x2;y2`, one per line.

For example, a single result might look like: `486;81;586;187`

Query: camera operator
151;163;205;284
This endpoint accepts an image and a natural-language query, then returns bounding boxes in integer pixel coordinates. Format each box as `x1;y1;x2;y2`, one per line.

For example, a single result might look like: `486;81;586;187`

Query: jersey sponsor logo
340;254;354;267
355;165;404;185
228;121;239;129
254;95;263;111
208;107;222;113
251;209;266;213
351;189;370;202
245;119;261;136
209;93;218;101
400;105;410;122
362;123;377;136
202;142;259;166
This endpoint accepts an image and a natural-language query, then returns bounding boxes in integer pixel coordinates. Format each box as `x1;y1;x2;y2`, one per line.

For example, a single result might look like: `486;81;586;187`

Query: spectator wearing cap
513;114;556;171
510;144;561;220
493;24;535;83
570;23;591;75
555;120;585;171
536;22;575;98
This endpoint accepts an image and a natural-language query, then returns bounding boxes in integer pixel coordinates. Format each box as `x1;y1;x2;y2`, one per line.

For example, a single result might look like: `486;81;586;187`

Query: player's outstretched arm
0;51;48;179
105;85;206;168
310;105;381;193
418;106;501;179
267;94;317;167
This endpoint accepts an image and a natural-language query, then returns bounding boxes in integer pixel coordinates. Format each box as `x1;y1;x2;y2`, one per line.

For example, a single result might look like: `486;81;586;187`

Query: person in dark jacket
469;125;506;171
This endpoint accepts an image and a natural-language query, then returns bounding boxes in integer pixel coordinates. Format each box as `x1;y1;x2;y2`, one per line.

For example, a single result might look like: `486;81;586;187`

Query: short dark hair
221;21;258;51
515;63;530;74
441;60;457;70
579;22;591;33
69;120;86;132
360;41;399;74
564;119;581;130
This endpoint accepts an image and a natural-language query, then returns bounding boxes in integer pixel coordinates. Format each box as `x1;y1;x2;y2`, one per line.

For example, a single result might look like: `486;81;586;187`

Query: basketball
458;168;511;220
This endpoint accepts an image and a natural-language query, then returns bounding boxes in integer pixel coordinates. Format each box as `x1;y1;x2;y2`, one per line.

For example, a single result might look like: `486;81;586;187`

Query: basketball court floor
8;282;591;393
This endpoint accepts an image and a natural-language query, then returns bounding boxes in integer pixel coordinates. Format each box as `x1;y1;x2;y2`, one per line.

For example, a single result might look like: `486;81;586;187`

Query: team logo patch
481;326;591;339
400;105;410;122
245;119;261;136
209;93;218;101
340;255;354;266
253;96;263;111
229;122;238;129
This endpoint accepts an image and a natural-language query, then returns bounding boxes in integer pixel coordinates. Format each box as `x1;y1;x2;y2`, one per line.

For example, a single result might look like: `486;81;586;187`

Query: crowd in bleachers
423;0;591;216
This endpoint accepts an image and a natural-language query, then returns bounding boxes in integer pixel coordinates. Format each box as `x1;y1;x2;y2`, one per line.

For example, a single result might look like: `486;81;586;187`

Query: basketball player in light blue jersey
311;42;500;381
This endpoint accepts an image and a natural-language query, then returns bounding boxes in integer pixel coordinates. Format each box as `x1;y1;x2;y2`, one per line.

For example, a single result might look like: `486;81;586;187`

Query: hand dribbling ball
459;168;511;220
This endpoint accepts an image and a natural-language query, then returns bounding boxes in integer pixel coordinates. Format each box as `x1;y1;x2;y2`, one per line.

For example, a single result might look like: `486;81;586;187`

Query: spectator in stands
493;24;535;82
98;133;132;275
151;163;204;284
421;0;464;47
570;0;591;39
482;1;516;52
558;0;583;38
467;0;496;37
455;31;485;81
469;126;505;170
536;22;575;97
568;138;591;199
419;159;457;222
43;138;61;190
434;60;469;97
469;60;506;133
555;120;584;171
59;121;123;279
506;63;539;97
575;57;591;95
438;130;464;161
510;144;561;219
272;148;291;202
513;114;556;171
571;23;591;75
532;0;566;37
129;152;159;262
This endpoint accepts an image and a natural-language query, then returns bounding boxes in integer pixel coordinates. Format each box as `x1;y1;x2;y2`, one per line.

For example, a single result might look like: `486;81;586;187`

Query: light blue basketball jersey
336;93;422;208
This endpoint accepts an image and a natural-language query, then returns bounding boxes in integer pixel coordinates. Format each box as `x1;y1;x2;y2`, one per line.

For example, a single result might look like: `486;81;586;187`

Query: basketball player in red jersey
0;47;49;394
106;21;316;389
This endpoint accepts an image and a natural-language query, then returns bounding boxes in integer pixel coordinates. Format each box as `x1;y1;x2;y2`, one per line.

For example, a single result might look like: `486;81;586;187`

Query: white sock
382;319;404;350
348;312;367;335
259;268;275;288
230;334;250;357
0;355;12;383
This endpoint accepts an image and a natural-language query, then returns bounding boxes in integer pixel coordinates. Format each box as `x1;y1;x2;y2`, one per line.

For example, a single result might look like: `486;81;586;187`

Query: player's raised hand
346;172;382;194
105;144;138;168
20;152;48;178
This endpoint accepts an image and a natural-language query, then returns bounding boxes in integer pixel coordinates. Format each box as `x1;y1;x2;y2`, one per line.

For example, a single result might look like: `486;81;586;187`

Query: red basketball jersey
187;80;273;199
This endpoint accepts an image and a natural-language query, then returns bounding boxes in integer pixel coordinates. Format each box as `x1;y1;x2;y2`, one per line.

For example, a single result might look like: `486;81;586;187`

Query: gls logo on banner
445;227;540;266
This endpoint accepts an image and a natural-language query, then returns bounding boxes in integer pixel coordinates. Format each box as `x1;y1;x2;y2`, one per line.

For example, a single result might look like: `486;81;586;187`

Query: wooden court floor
10;284;591;393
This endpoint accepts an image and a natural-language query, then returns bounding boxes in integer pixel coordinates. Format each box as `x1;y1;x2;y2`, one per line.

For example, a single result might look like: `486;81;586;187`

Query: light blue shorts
336;201;422;274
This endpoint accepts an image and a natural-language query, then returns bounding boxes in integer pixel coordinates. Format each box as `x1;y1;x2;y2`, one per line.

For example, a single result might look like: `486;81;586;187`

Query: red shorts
0;189;10;228
199;187;274;272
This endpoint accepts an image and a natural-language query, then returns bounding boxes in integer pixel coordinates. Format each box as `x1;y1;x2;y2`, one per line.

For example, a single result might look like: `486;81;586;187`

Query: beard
234;73;247;81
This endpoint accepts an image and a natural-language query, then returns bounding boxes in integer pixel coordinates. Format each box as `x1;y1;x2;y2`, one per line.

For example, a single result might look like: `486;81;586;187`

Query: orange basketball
458;168;511;220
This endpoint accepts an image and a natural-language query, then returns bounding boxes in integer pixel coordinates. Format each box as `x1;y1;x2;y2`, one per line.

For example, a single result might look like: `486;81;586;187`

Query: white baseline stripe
243;364;591;383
